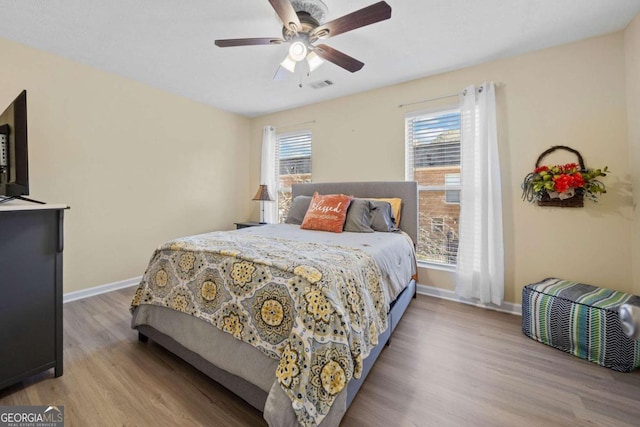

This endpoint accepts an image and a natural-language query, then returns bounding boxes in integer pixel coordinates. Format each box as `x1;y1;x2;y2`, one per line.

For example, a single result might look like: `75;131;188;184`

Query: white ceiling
0;0;639;117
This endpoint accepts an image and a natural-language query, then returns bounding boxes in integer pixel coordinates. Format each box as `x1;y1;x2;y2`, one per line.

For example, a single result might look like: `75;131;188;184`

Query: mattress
131;224;415;426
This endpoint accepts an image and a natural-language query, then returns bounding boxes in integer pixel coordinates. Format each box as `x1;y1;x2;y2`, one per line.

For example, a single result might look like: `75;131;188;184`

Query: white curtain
261;125;278;224
455;82;504;306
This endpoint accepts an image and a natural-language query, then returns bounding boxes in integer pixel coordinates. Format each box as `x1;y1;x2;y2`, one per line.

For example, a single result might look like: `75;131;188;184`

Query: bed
130;181;418;426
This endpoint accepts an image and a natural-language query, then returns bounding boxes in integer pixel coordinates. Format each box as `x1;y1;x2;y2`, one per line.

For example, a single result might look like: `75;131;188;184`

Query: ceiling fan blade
314;44;364;73
310;1;391;40
215;38;285;47
268;0;302;33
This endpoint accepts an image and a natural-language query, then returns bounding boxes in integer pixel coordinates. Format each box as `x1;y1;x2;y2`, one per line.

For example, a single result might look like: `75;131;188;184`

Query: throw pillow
344;198;374;232
285;195;312;225
369;197;402;227
301;192;353;233
369;200;398;232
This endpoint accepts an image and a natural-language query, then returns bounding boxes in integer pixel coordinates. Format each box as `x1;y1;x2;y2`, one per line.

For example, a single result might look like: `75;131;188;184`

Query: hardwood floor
2;288;639;426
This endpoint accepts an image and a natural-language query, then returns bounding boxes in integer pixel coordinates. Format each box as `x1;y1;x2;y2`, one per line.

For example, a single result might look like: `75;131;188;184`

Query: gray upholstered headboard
291;181;418;245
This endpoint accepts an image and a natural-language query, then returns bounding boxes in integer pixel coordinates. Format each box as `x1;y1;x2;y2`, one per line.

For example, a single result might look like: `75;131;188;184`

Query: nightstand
235;222;266;230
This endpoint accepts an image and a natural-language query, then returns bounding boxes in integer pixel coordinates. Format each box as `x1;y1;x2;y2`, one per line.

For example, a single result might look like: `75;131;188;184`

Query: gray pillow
344;198;374;233
369;200;398;232
284;195;312;225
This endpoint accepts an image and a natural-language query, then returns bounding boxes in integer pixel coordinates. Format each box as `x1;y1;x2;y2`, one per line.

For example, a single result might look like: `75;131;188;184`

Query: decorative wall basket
537;191;584;208
521;145;608;208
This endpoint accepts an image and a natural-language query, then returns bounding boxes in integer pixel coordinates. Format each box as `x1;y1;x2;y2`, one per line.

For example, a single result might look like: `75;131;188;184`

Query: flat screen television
0;90;41;204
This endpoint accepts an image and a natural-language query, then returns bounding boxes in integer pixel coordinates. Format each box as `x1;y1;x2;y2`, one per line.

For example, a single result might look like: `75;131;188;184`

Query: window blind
406;109;461;184
277;131;312;176
405;108;461;266
275;130;312;222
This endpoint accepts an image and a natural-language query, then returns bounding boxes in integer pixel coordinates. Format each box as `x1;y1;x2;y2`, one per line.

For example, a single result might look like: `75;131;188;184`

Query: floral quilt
130;231;389;426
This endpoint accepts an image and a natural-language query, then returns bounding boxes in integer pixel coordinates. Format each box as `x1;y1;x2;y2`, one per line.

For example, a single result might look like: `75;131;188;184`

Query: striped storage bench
522;278;640;372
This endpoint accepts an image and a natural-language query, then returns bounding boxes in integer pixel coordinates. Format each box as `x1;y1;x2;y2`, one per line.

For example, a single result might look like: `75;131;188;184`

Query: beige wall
626;15;640;295
3;26;635;303
250;32;633;304
0;37;251;293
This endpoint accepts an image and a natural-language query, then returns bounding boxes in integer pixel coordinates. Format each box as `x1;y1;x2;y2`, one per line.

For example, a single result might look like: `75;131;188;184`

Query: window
431;217;444;233
275;130;312;222
405;107;461;266
444;173;460;204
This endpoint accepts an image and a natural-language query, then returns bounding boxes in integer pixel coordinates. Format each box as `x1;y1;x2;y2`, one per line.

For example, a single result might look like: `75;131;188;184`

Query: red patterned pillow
300;192;353;233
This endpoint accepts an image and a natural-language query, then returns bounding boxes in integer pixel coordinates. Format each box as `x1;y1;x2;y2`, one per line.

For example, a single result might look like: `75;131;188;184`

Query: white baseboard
63;276;141;304
417;283;522;316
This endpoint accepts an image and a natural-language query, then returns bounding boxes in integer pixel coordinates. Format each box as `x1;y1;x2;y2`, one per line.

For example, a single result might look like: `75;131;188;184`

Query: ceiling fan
215;0;392;76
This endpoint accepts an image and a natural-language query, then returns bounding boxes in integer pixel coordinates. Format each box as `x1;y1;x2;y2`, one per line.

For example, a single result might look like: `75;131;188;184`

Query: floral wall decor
521;145;608;207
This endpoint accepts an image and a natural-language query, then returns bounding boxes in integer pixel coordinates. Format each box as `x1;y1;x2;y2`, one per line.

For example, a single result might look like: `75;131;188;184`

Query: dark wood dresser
0;203;68;389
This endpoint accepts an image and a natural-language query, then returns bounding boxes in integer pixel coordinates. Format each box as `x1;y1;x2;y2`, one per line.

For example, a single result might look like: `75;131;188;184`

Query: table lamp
252;184;273;224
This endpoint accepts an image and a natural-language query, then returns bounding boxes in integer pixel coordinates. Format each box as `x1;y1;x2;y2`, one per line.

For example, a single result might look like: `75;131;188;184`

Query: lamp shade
252;184;273;201
306;51;323;72
280;54;297;73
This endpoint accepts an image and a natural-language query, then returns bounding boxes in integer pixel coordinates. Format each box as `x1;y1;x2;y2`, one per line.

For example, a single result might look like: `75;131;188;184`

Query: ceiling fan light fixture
215;1;393;78
280;54;297;72
289;41;308;62
306;51;323;72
